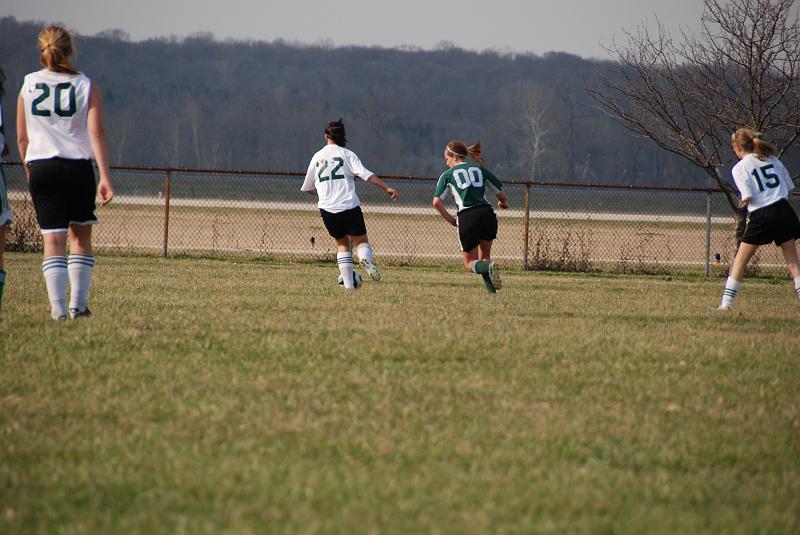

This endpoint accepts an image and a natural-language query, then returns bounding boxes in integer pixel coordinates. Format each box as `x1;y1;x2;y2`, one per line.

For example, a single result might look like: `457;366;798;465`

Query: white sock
794;276;800;300
337;252;355;289
68;253;95;312
42;256;68;319
720;277;741;308
356;242;374;264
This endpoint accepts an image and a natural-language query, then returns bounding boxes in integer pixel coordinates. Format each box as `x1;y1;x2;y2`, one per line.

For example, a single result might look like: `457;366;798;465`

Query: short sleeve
301;158;316;192
434;173;450;199
346;151;373;181
774;158;795;192
731;162;754;201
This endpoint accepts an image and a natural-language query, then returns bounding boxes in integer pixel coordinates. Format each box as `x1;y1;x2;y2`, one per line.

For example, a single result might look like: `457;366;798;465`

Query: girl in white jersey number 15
718;128;800;310
301;119;399;289
17;26;114;320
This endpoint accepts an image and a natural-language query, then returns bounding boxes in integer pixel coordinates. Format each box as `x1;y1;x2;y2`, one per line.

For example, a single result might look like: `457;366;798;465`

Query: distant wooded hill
2;16;780;186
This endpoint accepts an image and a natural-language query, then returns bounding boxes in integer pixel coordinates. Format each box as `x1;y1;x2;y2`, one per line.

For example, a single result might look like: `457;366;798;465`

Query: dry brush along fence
4;162;798;277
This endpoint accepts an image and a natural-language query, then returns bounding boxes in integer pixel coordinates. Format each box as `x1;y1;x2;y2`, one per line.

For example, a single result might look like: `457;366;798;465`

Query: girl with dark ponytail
301;118;400;289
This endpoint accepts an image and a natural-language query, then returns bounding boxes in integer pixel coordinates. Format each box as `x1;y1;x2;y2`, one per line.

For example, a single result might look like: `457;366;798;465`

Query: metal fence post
522;182;531;271
704;191;712;277
162;169;172;258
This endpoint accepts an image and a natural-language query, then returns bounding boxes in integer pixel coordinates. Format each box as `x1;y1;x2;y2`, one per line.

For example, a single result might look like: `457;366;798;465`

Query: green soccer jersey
434;163;503;211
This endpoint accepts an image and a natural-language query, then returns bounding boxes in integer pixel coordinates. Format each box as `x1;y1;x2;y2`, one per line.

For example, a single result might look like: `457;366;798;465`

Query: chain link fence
4;162;799;277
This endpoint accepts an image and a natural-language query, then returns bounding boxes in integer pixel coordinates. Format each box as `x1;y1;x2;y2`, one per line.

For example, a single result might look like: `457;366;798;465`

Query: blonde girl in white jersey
718;128;800;310
17;26;113;320
301;119;399;289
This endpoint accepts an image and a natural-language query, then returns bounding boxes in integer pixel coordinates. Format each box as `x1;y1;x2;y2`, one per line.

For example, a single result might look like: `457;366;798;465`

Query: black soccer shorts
28;158;98;232
742;198;800;246
456;203;498;252
320;205;368;239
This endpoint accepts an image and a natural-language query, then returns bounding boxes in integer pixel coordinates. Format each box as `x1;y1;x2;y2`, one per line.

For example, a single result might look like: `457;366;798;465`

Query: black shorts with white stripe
456;204;498;252
320;206;368;239
28;157;98;232
742;198;800;246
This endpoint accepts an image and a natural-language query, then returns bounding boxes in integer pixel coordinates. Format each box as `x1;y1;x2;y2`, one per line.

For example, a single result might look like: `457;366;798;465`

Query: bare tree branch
590;0;800;221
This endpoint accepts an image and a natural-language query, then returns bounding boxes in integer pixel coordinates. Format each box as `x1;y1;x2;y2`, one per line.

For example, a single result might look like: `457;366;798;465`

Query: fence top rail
0;160;774;195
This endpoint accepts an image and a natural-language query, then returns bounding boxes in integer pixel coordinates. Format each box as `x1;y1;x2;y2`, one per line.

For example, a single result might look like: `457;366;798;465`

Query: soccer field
2;253;799;533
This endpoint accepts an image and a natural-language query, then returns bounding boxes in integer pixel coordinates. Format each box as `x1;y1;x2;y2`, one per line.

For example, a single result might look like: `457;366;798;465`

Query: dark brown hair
325;118;347;147
38;25;79;75
732;128;776;160
446;140;485;166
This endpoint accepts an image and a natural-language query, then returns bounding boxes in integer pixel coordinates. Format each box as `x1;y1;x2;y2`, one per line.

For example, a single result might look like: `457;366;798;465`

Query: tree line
2;15;793;186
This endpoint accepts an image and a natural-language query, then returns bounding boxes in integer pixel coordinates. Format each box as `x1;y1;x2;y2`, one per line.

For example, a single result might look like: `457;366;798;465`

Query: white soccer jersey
301;144;374;213
732;154;795;212
20;69;94;162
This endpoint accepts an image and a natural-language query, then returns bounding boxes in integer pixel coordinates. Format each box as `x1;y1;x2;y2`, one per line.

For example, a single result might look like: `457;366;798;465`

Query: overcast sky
4;0;705;59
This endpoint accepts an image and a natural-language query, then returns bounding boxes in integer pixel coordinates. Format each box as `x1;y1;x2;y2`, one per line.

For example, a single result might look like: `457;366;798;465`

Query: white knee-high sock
720;277;741;309
794;276;800;301
356;242;374;264
68;253;95;312
337;252;355;289
42;256;68;319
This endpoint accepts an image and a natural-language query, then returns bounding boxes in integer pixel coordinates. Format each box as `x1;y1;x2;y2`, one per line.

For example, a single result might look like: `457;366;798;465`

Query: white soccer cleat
359;259;381;281
715;304;732;311
488;262;501;290
69;307;92;319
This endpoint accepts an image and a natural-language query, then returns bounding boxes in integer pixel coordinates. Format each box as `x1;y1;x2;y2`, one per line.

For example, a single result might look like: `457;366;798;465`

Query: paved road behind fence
4;162;798;277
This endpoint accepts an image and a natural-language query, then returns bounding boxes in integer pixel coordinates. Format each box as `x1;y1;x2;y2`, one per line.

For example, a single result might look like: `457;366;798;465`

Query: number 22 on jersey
316;157;345;182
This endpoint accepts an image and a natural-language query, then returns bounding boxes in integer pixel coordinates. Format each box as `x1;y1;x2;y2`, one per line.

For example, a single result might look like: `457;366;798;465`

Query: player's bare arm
366;174;399;200
432;197;456;226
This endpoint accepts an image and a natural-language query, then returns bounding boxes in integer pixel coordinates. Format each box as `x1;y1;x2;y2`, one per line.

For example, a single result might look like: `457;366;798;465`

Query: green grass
2;253;799;534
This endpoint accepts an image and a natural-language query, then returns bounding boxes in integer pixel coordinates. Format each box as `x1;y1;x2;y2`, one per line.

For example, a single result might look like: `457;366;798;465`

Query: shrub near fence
3;162;799;277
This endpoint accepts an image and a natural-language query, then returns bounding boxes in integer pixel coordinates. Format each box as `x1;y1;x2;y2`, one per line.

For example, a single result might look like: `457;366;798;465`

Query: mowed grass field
2;252;799;534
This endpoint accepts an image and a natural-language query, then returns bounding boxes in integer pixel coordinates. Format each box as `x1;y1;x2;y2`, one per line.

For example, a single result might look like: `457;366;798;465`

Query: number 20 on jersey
31;82;78;117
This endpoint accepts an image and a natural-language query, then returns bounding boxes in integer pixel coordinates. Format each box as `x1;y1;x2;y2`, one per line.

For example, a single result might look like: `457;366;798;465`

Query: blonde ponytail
466;141;485;167
38;25;79;74
732;128;776;160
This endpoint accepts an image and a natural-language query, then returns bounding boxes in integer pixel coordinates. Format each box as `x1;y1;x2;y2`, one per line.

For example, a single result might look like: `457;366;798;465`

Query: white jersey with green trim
732;153;794;212
20;69;93;162
301;144;374;213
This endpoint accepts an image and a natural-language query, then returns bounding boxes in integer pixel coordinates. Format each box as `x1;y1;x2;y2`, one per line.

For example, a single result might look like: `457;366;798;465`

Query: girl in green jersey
433;141;507;293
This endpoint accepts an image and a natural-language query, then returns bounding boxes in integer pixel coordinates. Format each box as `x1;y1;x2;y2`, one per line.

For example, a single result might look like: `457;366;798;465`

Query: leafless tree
520;88;554;181
591;0;800;237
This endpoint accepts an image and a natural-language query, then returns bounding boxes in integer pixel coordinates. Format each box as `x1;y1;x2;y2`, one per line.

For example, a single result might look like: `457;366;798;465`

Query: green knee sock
471;260;491;274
